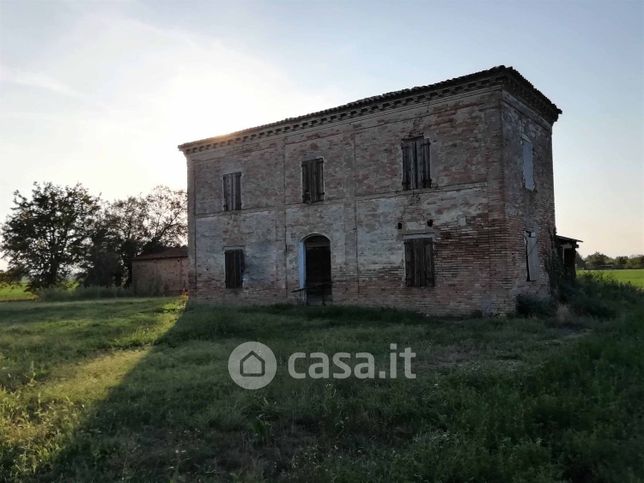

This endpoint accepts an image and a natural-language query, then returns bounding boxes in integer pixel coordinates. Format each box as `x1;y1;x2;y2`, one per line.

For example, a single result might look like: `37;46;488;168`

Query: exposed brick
181;69;559;315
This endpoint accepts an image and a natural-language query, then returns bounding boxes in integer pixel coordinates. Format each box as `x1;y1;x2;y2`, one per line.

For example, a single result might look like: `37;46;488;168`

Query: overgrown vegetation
0;278;642;481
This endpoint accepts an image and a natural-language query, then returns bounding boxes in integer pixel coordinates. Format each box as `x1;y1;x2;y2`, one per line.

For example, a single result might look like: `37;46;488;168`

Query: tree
78;207;124;287
584;252;613;270
626;255;644;269
614;256;629;269
79;186;187;287
0;183;100;290
575;252;586;270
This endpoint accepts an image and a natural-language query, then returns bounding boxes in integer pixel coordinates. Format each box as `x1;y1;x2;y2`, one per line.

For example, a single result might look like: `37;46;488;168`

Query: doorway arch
299;234;332;304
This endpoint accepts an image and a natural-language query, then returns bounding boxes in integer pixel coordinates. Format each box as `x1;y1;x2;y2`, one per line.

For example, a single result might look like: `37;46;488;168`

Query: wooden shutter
401;142;412;190
225;249;244;288
411;141;419;190
414;240;425;286
525;232;538;281
420;139;431;188
404;240;414;286
302;161;310;202
223;174;231;211
405;239;434;287
314;158;324;201
236;249;245;286
424;238;435;286
522;140;535;190
225;250;234;287
233;172;241;210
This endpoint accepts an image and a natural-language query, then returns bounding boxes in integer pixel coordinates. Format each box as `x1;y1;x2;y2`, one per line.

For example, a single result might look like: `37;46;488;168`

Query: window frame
224;248;245;289
222;172;242;211
302;157;324;204
401;137;431;191
524;231;538;282
404;238;435;287
521;137;535;191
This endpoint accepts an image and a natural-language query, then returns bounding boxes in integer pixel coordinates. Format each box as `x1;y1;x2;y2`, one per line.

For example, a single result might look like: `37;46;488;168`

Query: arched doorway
301;234;332;304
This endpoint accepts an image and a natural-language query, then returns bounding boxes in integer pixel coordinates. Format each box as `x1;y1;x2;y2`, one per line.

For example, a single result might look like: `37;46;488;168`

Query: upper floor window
521;137;535;191
225;248;244;288
404;238;435;287
223;172;241;211
401;137;431;190
302;158;324;203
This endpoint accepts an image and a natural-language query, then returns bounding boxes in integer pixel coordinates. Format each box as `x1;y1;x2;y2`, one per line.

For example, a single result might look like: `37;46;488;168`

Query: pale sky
0;0;643;269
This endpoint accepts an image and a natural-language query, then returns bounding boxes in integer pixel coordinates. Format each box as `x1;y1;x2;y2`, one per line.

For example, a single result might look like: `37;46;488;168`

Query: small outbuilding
555;235;582;281
131;247;188;295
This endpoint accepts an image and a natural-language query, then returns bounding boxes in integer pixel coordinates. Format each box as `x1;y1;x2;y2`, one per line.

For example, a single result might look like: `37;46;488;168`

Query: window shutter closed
525;232;538;281
302;162;310;202
414;240;425;286
315;159;324;201
225;249;244;288
401;143;412;190
234;173;241;210
404;241;414;287
522;140;535;191
225;251;233;287
425;238;435;287
223;175;231;211
420;139;431;188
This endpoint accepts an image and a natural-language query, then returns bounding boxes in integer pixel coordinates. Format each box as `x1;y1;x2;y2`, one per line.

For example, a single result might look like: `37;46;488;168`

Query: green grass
579;268;644;289
0;284;36;302
0;287;642;481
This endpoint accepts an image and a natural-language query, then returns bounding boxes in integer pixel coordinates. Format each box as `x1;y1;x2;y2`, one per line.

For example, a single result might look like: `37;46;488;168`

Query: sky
0;0;642;268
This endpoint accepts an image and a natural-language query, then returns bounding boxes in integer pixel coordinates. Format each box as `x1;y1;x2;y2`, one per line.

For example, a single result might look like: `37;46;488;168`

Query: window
404;238;435;287
521;138;535;190
525;231;538;281
225;249;244;288
223;172;241;211
401;137;431;190
302;158;324;203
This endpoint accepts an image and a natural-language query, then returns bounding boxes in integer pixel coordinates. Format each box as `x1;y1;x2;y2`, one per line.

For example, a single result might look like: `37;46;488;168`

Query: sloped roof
132;247;188;261
178;65;561;155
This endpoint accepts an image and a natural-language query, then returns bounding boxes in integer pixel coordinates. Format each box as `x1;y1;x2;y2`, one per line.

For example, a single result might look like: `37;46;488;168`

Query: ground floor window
225;249;244;288
404;238;435;287
525;231;538;281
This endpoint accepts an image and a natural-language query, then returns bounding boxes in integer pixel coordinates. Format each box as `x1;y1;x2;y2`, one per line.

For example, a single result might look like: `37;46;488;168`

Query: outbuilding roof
132;247;188;261
178;65;561;155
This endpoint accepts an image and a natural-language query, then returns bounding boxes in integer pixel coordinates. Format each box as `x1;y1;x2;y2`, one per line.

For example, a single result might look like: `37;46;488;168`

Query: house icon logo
240;350;265;377
228;341;276;389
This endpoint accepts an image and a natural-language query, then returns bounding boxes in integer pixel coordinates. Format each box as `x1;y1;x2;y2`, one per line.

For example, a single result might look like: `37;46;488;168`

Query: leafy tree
584;252;613;270
80;186;187;287
0;183;100;290
78;208;124;287
575;252;586;269
614;256;629;269
626;255;644;269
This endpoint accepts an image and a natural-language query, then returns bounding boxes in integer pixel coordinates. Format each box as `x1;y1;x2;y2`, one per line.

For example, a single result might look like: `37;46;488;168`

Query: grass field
0;284;37;302
578;269;644;289
0;285;643;481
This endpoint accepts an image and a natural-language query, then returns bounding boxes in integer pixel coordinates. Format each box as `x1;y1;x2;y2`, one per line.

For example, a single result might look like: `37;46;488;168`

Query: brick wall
183;77;559;315
131;257;189;295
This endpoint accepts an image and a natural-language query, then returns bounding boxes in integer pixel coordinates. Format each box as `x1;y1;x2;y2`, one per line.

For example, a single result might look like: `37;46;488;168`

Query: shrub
516;294;557;318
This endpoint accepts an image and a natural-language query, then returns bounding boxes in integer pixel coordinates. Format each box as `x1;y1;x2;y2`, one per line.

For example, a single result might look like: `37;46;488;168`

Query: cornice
178;66;561;155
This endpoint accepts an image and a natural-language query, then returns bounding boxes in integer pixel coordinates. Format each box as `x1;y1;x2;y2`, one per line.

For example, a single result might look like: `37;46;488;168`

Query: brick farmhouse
179;66;568;315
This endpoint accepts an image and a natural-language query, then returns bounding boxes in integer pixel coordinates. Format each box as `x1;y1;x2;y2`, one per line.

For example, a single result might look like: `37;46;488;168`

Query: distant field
0;284;36;301
579;269;644;289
